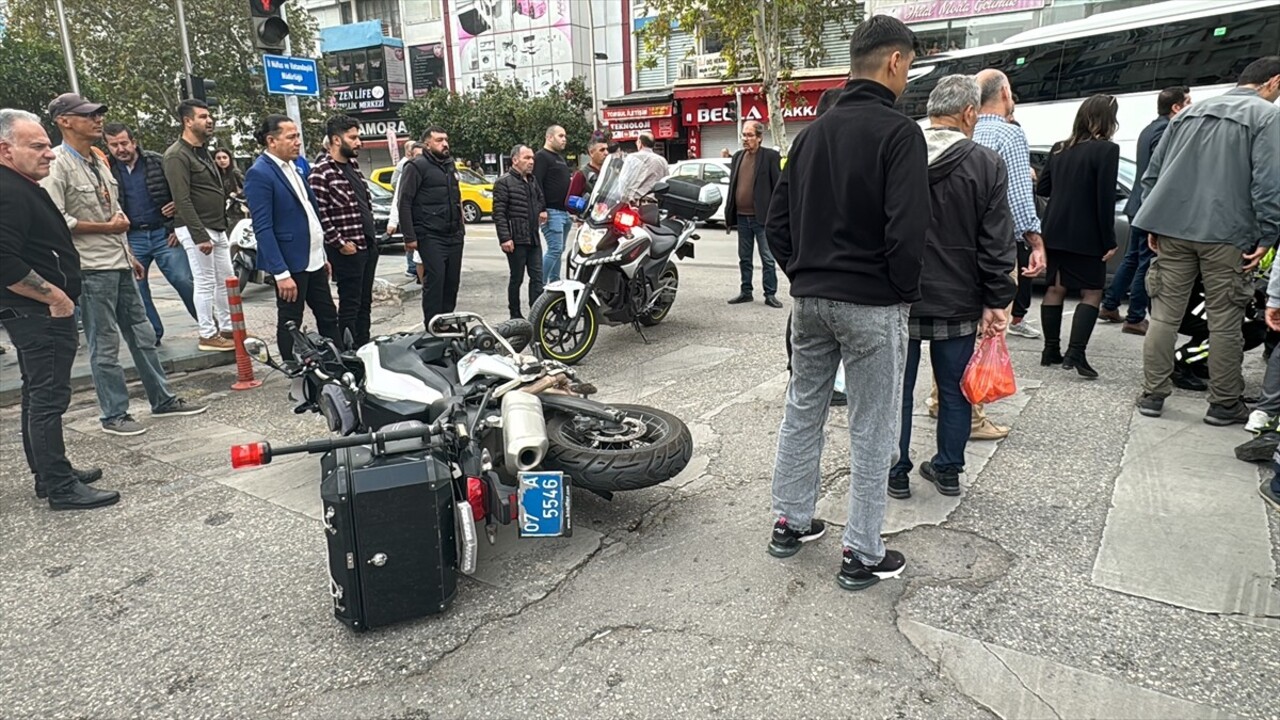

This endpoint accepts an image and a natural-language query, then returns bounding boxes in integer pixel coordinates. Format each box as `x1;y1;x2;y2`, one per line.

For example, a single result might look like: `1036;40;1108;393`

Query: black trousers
3;310;78;491
1013;242;1034;320
276;267;340;361
421;237;464;327
506;243;543;318
328;242;379;348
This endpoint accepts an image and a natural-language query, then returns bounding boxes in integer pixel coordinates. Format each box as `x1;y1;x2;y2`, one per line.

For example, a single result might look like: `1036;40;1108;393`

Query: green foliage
637;0;862;151
4;0;326;155
401;75;593;164
0;36;99;120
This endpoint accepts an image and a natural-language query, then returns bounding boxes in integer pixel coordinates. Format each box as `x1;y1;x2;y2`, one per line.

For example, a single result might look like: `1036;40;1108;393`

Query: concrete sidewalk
0;253;422;407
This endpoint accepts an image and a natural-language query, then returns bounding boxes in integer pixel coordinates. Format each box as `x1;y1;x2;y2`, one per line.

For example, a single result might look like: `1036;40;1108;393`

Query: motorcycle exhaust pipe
501;391;549;471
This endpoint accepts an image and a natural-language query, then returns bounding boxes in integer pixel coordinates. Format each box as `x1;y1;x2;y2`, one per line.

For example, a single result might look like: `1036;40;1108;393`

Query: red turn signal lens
230;442;266;468
467;476;486;521
612;207;640;234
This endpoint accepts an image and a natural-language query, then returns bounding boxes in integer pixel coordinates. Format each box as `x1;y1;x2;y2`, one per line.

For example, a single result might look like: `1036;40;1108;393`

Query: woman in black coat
1035;94;1121;379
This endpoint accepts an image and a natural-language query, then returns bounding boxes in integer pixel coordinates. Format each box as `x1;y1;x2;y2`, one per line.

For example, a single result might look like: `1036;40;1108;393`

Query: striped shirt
973;114;1041;240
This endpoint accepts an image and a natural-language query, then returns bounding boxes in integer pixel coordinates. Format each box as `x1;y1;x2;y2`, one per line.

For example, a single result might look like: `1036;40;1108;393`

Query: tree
401;76;593;166
638;0;863;152
0;36;98;118
4;0;324;155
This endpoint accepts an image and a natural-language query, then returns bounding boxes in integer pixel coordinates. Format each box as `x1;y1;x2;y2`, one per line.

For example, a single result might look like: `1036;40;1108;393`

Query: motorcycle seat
648;219;683;258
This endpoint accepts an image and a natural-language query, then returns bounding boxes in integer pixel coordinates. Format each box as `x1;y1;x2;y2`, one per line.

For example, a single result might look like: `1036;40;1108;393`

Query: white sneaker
1007;320;1041;339
1245;410;1275;434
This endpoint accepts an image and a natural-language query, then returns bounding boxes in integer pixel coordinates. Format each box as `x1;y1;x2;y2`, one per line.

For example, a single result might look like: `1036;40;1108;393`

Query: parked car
1029;146;1138;279
367;180;403;248
667;158;731;226
369;162;494;223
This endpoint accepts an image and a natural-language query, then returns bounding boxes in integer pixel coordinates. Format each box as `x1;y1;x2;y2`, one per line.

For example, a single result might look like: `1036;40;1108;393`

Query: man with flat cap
42;92;207;439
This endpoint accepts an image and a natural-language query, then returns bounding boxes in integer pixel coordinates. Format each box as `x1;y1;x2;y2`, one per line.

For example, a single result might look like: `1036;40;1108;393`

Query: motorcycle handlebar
234;419;446;467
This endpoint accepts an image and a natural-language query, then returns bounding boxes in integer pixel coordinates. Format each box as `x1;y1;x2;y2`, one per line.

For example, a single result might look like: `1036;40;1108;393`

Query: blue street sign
262;54;320;97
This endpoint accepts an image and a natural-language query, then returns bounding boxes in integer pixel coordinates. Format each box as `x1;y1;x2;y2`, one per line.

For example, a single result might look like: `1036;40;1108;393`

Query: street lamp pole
54;0;80;96
281;5;305;149
175;0;195;97
586;0;601;129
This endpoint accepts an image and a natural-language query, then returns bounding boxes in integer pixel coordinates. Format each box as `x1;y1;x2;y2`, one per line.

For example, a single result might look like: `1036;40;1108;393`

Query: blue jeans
128;228;196;340
541;209;573;283
892;334;976;477
1102;226;1153;323
737;214;778;297
80;270;178;424
771;297;910;565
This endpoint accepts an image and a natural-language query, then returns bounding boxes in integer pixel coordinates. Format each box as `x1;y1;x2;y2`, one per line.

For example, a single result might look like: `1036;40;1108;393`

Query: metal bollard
226;277;262;391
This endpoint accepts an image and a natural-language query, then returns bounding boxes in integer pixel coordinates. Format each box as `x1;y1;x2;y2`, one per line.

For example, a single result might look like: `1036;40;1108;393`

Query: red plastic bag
961;334;1016;405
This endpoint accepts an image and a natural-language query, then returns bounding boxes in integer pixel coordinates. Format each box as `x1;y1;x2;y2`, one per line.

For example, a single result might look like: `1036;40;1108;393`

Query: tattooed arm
7;271;75;317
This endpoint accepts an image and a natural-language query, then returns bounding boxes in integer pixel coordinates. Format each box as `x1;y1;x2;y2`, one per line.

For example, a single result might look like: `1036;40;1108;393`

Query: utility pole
176;0;195;98
54;0;80;95
586;0;599;127
281;5;304;149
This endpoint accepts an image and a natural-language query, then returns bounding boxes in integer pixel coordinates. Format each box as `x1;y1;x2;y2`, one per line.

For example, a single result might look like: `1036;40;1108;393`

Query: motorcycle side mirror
243;338;277;368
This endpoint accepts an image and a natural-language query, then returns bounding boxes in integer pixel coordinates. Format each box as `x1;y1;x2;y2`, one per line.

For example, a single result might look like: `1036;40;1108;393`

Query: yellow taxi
369;162;493;223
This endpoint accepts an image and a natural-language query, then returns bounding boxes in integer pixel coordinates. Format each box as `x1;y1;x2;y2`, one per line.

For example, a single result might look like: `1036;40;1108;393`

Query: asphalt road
1;223;1277;718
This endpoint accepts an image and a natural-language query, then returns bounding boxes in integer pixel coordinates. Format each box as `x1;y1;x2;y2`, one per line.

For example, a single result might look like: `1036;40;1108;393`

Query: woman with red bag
888;75;1018;500
1035;95;1121;379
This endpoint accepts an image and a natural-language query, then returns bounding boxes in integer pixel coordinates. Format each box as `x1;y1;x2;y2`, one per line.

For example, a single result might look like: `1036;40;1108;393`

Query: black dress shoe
727;293;753;305
35;467;104;499
764;295;783;308
47;482;120;511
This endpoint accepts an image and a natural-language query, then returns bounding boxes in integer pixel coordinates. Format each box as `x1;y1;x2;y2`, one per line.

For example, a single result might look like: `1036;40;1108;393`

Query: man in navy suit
244;114;338;361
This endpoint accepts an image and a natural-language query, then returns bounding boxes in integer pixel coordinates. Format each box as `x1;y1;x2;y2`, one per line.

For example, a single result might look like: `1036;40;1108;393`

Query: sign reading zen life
263;54;320;97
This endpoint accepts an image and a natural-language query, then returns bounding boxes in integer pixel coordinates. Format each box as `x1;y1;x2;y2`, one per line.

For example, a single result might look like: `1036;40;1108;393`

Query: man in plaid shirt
309;115;379;348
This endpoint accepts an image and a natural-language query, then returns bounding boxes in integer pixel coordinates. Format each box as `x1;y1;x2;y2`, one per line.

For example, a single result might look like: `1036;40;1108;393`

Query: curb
0;349;238;408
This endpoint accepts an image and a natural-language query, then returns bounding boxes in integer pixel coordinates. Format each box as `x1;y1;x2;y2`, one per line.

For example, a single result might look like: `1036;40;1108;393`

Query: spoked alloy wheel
530;292;598;365
639;264;679;326
544;404;693;492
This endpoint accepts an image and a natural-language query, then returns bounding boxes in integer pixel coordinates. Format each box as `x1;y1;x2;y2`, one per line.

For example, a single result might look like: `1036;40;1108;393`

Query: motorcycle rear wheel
531;292;598;365
639;264;679;327
543;404;693;492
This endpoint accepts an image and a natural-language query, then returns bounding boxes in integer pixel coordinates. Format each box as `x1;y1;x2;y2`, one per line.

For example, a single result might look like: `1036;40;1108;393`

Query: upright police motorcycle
529;154;723;365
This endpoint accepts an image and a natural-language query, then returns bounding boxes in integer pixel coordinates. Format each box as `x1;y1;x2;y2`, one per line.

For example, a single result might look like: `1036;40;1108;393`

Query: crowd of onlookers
756;16;1280;591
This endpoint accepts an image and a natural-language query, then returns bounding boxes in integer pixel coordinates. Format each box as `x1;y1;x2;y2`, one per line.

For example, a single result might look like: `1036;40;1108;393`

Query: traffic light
724;100;738;122
179;75;219;108
248;0;289;54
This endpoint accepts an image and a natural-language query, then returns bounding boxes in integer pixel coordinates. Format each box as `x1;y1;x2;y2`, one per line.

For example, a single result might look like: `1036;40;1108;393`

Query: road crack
979;641;1063;720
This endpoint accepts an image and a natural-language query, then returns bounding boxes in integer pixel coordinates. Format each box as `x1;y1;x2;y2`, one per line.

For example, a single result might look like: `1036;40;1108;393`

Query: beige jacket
41;145;132;271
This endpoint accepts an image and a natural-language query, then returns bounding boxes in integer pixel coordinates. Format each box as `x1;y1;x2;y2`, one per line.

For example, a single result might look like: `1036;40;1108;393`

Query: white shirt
266;151;326;280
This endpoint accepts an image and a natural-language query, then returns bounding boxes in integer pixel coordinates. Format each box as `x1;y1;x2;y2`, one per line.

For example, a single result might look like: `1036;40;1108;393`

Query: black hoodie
766;79;930;305
914;127;1016;321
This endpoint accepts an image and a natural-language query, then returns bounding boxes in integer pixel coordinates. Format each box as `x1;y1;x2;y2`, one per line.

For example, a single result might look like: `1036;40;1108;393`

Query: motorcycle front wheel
543;404;693;492
530;292;599;365
233;254;254;293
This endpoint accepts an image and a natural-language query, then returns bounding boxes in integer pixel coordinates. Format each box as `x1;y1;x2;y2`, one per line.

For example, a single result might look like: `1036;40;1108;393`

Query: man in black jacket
493;144;546;319
1100;86;1191;334
105;123;197;345
725;120;783;308
764;16;928;592
0;108;119;510
397;126;466;326
888;75;1016;500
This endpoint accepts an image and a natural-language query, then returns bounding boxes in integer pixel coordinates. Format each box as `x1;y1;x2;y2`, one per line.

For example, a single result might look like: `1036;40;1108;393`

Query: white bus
898;0;1280;159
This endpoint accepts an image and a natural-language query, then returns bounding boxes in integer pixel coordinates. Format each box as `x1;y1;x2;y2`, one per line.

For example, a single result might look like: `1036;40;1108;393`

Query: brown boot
1098;307;1123;324
1121;320;1149;336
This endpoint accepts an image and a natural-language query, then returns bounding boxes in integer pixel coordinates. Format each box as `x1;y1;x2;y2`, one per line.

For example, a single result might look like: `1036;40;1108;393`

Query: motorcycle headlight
578;227;605;255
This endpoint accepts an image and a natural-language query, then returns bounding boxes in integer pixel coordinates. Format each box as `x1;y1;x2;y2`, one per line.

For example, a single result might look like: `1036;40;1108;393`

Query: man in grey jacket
1134;56;1280;426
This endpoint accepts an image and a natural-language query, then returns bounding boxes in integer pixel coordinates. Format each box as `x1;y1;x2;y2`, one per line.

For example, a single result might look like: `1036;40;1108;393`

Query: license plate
517;471;571;538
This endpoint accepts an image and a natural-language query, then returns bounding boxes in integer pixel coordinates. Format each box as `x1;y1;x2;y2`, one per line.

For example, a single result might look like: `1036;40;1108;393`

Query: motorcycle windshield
587;154;640;224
